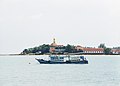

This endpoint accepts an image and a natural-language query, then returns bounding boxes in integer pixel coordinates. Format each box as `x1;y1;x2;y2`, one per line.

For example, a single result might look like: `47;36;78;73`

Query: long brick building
75;45;104;54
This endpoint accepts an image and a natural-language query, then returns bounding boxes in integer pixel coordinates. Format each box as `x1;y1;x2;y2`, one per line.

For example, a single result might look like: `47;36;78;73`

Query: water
0;55;120;86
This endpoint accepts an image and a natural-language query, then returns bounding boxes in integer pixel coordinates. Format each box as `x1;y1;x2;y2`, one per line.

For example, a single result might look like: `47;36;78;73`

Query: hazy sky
0;0;120;54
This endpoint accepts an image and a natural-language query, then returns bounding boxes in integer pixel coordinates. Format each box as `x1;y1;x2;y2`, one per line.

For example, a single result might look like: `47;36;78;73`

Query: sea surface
0;55;120;86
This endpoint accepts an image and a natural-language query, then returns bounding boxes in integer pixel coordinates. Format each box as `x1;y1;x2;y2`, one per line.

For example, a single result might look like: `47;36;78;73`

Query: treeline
22;44;50;55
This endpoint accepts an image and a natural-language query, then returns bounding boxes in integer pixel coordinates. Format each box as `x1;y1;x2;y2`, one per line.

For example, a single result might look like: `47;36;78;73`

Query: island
21;38;120;55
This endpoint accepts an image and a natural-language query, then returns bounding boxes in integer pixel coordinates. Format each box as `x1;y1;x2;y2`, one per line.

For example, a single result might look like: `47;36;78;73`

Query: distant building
82;47;104;54
111;49;120;54
75;45;84;52
75;45;104;54
49;39;104;54
49;38;65;54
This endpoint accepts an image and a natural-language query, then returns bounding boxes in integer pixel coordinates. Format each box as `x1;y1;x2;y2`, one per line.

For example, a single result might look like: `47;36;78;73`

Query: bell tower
53;38;56;44
50;38;57;53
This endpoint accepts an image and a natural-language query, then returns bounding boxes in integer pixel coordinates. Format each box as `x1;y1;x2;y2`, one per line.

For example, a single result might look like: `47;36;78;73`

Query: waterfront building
111;49;120;55
75;45;84;52
49;38;65;54
75;45;104;54
82;47;104;54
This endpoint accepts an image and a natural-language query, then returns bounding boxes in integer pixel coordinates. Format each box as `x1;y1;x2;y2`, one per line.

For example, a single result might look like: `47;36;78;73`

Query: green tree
21;44;49;54
98;43;106;48
104;48;111;55
41;44;50;54
22;49;29;54
65;44;75;53
32;47;40;53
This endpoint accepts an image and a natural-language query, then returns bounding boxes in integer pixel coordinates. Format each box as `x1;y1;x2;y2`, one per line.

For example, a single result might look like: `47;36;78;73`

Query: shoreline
0;54;120;56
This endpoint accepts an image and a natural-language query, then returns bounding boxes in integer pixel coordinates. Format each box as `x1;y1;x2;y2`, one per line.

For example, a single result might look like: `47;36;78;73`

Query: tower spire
53;38;55;43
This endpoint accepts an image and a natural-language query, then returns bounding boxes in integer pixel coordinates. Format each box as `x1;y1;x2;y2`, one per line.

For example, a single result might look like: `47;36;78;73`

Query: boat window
60;57;64;59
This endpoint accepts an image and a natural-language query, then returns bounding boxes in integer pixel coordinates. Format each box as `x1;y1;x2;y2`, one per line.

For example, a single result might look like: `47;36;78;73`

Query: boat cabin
49;55;64;62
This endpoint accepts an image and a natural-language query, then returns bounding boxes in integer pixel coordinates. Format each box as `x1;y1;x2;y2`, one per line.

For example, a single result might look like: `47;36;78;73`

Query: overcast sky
0;0;120;54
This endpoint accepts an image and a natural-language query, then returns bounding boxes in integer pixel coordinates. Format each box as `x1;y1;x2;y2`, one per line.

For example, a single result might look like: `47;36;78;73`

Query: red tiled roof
57;45;64;46
83;47;104;51
51;43;57;46
111;49;120;52
76;45;83;47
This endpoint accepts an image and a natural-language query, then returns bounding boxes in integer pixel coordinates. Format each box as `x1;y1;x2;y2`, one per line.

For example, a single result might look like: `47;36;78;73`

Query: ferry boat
35;55;88;64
